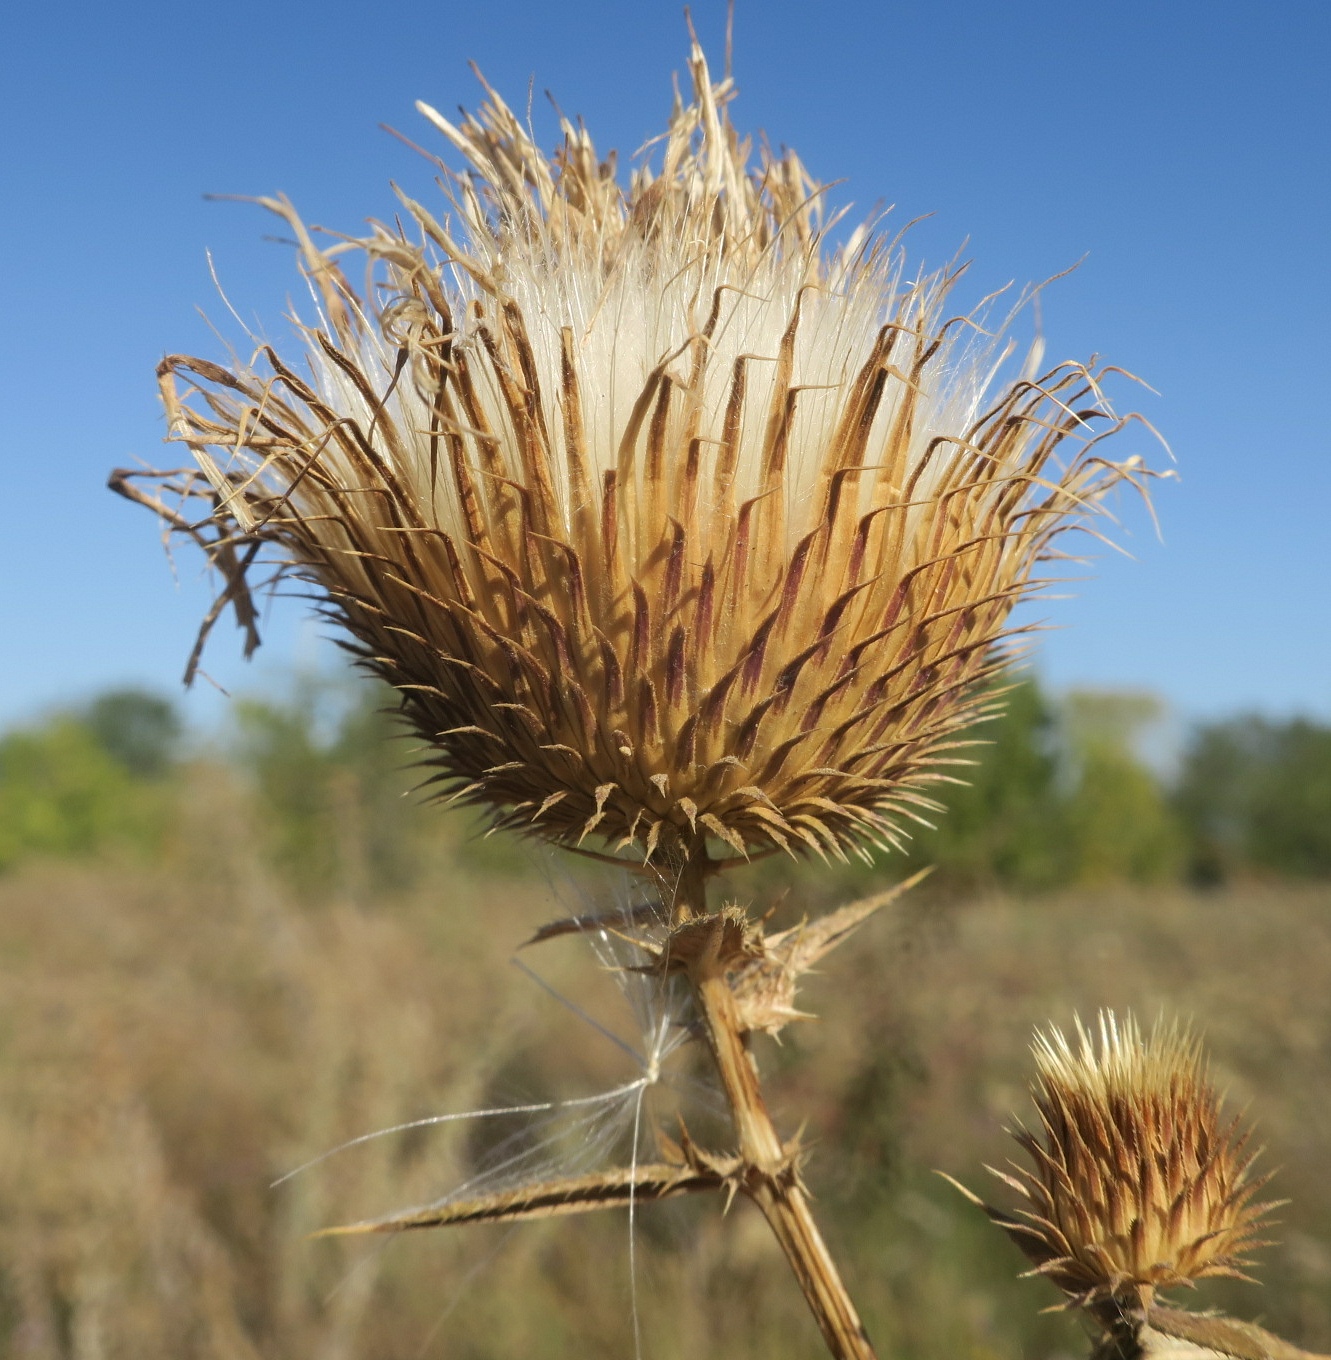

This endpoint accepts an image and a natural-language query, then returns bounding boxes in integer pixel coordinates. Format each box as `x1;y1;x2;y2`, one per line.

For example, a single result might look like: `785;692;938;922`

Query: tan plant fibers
114;42;1154;865
968;1012;1279;1317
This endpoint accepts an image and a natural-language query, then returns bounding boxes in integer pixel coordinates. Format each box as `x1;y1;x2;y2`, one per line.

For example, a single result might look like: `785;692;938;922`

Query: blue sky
2;0;1328;733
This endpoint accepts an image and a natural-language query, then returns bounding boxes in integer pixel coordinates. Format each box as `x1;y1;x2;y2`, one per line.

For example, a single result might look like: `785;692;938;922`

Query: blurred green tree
232;675;434;899
83;688;181;777
1057;691;1185;886
903;680;1066;891
1177;716;1331;881
0;714;170;872
882;682;1185;891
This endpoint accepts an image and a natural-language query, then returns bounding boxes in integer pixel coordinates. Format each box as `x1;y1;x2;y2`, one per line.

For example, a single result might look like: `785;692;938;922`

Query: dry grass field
3;761;1328;1359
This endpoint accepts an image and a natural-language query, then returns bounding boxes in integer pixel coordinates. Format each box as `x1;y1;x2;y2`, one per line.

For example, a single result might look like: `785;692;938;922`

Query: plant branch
674;842;879;1360
313;1158;735;1235
1092;1307;1331;1360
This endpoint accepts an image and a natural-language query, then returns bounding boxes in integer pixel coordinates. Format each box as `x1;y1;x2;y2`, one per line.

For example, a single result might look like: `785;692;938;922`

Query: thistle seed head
118;44;1156;865
995;1013;1279;1318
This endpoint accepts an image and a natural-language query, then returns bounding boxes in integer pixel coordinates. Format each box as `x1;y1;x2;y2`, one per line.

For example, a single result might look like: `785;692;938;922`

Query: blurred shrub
899;681;1183;892
228;672;551;901
1177;715;1331;881
905;680;1066;891
231;675;441;899
1056;690;1185;886
0;688;179;873
14;671;1331;896
83;688;181;777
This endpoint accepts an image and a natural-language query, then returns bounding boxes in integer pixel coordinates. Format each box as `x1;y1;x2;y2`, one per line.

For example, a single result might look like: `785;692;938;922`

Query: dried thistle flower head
116;43;1155;867
983;1012;1279;1318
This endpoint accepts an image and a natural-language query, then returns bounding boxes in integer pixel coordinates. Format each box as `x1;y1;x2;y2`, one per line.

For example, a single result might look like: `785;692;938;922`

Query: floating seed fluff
128;45;1151;863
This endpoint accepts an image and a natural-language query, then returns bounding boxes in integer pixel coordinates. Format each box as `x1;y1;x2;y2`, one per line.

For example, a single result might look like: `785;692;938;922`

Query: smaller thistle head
974;1012;1280;1321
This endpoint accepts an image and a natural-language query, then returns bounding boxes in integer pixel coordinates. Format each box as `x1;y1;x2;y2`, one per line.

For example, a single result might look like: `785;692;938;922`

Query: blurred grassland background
2;673;1330;1358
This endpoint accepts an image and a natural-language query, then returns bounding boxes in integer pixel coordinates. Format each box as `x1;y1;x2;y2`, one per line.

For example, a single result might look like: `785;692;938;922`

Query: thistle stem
675;843;878;1360
1092;1308;1331;1360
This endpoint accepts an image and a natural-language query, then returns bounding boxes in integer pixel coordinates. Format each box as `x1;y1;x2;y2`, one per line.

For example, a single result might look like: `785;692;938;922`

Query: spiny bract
119;44;1153;865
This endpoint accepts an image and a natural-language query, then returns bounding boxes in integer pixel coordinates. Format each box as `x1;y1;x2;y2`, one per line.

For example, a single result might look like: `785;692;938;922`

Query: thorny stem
1090;1308;1331;1360
674;842;878;1360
